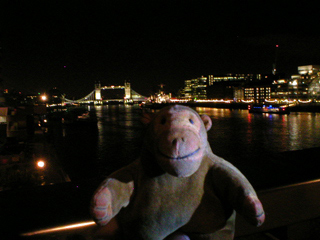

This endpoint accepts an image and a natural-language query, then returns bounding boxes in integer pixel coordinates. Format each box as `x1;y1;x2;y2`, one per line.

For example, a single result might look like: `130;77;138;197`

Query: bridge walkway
10;178;320;240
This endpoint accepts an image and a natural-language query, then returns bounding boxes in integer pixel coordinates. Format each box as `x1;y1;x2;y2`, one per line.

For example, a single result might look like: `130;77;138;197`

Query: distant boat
248;104;290;114
62;108;98;126
140;102;173;109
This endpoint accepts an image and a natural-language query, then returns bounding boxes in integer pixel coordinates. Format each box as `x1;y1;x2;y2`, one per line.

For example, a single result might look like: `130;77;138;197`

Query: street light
36;160;45;169
41;95;47;101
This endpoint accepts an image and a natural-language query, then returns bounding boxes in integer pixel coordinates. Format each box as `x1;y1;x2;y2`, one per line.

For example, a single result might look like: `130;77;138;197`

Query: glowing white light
241;100;254;103
298;99;312;103
265;99;277;103
41;95;47;101
37;160;45;168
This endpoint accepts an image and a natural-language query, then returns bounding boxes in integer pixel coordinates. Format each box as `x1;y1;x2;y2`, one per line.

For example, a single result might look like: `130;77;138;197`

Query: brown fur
91;105;265;239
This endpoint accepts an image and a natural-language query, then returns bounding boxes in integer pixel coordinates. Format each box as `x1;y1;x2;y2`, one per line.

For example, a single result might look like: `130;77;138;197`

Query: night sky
1;1;320;99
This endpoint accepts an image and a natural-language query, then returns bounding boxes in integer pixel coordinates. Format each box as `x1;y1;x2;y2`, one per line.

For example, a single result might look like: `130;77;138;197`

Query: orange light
41;95;47;101
21;221;96;236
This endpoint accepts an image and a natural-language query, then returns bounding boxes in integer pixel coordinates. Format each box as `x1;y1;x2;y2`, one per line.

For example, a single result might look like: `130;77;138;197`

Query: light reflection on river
57;105;320;185
196;107;320;163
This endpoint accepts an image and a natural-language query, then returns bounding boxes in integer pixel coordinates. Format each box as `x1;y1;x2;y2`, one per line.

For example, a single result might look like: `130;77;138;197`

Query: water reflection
196;107;320;164
94;105;144;177
288;113;320;150
55;105;320;183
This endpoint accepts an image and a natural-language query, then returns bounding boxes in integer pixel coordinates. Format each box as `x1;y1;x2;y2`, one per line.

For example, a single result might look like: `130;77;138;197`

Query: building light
37;160;45;169
95;92;101;99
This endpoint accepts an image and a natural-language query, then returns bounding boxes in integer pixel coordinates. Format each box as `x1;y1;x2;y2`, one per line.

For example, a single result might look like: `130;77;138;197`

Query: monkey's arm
91;166;135;226
212;156;265;227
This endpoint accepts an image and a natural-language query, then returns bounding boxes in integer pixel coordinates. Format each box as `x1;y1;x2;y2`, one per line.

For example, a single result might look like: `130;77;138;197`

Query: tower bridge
64;81;146;105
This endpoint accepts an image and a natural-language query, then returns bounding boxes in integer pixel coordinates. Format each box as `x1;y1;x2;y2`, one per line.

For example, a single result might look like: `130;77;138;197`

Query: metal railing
19;179;320;239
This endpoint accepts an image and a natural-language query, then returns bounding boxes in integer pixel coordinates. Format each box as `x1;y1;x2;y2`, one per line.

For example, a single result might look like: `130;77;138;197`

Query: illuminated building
268;65;320;101
297;65;320;75
271;79;288;100
184;66;320;102
244;84;271;103
183;76;207;99
95;81;101;100
207;73;267;101
208;73;261;85
309;72;320;100
207;74;268;101
242;66;320;102
287;65;320;100
149;84;171;103
184;79;192;98
287;75;309;100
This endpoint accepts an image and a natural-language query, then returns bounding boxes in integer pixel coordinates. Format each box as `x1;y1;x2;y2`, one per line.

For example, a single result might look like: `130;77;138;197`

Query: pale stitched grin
159;147;200;160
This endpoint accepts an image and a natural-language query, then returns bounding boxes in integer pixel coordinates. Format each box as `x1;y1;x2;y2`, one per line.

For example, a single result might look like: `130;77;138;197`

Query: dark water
52;105;320;188
196;107;320;162
52;105;145;183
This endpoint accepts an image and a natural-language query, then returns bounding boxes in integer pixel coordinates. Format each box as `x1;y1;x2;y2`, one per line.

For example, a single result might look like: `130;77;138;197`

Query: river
2;104;320;238
51;104;320;189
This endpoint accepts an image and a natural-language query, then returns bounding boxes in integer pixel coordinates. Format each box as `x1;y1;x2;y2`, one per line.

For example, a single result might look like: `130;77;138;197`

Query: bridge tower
95;81;102;100
124;81;132;100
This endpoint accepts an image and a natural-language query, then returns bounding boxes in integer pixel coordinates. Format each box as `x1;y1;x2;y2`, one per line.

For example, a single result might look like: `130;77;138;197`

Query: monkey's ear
200;114;212;131
141;112;155;125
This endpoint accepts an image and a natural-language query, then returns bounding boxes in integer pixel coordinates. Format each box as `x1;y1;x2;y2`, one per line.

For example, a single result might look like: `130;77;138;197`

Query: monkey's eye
161;118;166;125
189;119;194;124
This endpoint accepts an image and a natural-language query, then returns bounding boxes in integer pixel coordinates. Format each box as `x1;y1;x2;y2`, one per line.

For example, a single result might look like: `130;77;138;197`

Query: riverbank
0;129;70;192
143;101;320;112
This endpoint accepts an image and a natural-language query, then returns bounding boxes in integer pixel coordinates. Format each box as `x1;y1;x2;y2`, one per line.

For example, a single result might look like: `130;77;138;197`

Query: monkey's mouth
158;147;200;160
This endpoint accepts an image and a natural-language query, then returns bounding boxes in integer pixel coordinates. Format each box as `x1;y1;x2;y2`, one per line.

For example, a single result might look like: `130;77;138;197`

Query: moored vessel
248;104;290;114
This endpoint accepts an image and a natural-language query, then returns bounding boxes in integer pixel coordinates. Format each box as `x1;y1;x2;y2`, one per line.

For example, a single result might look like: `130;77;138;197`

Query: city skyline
2;63;317;101
1;1;320;98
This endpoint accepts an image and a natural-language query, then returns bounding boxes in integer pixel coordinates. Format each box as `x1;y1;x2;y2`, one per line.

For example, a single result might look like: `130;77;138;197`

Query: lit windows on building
244;87;271;102
298;65;320;75
309;75;320;100
207;73;260;85
183;76;207;99
184;66;320;101
208;75;214;85
271;79;288;99
288;78;309;100
245;88;255;100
